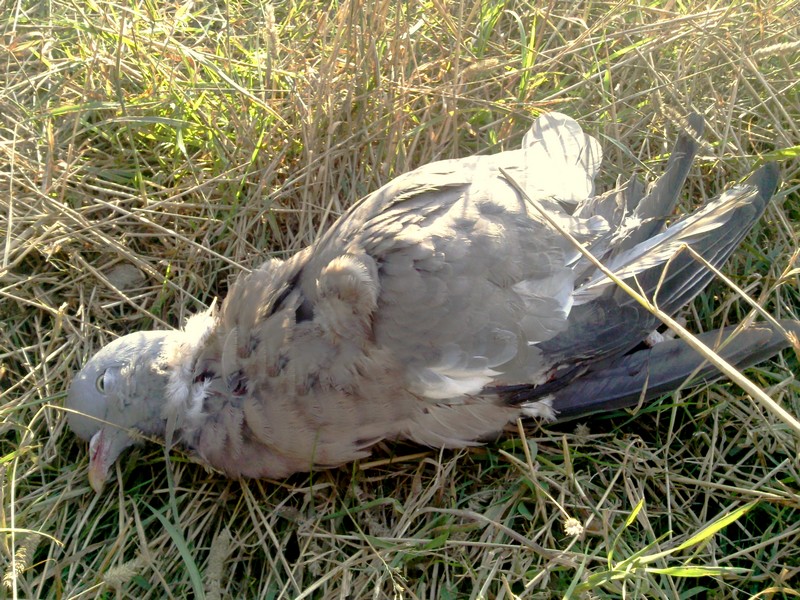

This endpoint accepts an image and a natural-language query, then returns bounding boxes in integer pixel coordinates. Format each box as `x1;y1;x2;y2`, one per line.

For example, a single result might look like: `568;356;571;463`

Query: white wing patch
409;329;519;400
512;267;576;342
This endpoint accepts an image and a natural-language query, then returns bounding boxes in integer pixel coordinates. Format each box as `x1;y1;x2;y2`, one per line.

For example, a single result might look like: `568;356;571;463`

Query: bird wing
516;320;800;420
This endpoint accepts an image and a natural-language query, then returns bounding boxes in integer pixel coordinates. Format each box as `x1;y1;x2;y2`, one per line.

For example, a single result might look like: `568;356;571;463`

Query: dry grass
2;0;800;597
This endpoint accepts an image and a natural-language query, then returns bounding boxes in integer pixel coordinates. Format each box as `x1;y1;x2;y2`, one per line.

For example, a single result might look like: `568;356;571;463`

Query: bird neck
160;307;218;439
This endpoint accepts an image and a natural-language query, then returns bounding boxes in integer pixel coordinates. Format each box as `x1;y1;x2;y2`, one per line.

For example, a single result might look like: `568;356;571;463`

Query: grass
2;0;800;597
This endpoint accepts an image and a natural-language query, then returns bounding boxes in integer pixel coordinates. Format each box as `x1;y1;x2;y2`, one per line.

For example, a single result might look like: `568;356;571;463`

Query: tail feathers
614;113;705;250
542;319;799;421
623;175;647;214
572;115;701;280
576;163;780;306
612;163;779;316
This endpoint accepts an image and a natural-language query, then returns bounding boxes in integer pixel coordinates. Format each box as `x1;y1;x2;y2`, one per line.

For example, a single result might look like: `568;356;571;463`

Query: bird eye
95;372;106;393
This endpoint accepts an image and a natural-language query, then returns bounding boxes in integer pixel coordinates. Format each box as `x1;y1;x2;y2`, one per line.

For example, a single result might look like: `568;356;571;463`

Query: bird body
67;113;792;491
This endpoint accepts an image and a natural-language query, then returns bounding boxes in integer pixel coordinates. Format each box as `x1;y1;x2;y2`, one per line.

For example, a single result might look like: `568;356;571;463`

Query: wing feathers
546;319;800;420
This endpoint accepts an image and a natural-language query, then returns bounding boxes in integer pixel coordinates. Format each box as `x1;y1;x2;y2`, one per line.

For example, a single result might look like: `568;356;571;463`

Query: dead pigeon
67;112;796;492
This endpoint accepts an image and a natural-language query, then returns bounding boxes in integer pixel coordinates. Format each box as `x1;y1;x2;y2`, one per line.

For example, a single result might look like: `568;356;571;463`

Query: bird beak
88;429;111;492
87;428;133;493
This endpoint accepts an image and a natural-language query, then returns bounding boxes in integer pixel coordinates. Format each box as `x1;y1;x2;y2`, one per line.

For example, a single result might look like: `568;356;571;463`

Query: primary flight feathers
67;112;795;491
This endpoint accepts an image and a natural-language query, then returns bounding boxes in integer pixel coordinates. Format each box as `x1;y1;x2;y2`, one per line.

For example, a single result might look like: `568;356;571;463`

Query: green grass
2;0;800;597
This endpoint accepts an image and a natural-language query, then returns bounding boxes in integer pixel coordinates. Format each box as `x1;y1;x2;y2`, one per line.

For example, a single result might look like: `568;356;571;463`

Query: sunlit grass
2;0;799;597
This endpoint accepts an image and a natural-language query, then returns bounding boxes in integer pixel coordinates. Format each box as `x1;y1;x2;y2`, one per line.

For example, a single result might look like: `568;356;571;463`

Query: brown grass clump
2;0;799;597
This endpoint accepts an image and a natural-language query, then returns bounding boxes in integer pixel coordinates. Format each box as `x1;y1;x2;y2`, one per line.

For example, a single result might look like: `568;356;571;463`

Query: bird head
67;330;178;492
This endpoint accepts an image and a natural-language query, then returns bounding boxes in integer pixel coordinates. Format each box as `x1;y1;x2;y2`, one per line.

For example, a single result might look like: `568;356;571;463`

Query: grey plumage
66;112;795;491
